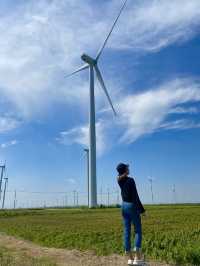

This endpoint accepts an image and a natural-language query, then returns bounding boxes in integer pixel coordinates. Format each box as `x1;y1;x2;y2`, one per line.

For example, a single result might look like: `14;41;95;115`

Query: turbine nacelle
81;54;96;65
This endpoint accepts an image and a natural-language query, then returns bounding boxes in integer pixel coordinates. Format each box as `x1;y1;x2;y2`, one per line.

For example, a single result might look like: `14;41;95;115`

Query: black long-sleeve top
118;176;145;213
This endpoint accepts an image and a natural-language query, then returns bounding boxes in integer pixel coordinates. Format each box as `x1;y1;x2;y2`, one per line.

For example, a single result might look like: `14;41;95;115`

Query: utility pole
73;190;76;206
107;188;110;206
76;191;79;206
14;190;17;209
2;177;8;209
65;194;68;207
62;197;65;207
84;148;89;207
148;178;154;204
0;164;5;201
100;186;103;205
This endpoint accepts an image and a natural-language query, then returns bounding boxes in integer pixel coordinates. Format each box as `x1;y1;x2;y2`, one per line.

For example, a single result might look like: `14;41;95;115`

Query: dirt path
0;232;170;266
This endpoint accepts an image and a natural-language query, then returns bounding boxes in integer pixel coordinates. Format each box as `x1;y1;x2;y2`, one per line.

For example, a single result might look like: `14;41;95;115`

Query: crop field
0;204;199;265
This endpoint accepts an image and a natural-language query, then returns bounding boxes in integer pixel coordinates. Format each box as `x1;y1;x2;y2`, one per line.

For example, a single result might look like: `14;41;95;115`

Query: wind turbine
2;177;8;209
0;164;6;201
148;177;154;204
172;184;176;204
83;148;89;207
66;0;128;207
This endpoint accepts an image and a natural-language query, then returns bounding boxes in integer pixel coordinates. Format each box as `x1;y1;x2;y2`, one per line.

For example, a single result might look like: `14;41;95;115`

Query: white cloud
0;0;98;118
0;140;18;149
65;178;76;185
0;117;20;133
57;120;108;156
117;78;200;143
159;119;200;130
111;0;200;51
169;106;199;115
0;0;200;122
57;78;200;153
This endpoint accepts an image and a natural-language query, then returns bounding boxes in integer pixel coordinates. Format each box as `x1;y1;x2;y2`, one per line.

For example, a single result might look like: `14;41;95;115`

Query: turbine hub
81;54;96;65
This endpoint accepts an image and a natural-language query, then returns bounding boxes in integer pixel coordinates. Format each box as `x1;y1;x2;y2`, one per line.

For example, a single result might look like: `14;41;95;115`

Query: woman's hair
116;163;129;181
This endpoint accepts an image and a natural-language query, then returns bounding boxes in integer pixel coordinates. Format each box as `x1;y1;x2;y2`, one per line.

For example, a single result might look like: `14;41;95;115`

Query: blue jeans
122;201;142;252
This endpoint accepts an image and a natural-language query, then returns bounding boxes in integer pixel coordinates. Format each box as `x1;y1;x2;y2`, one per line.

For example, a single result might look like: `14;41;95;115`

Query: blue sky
0;0;200;207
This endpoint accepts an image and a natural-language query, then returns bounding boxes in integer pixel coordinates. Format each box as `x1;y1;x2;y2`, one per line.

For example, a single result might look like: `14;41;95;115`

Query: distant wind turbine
148;177;154;204
172;184;176;204
66;0;128;207
2;177;8;209
0;164;6;201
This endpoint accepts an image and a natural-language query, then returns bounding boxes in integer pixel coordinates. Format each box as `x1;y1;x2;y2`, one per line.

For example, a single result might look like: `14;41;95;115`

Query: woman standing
117;163;145;266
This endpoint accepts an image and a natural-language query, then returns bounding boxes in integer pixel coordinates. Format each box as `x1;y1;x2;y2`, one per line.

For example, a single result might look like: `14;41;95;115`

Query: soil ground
0;232;171;266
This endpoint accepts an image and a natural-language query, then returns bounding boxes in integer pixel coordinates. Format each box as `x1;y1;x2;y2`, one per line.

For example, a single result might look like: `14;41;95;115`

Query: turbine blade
65;64;89;78
94;65;117;116
96;0;128;61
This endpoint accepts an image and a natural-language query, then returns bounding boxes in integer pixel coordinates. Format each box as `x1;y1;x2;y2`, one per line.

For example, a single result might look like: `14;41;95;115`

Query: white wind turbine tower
66;0;128;207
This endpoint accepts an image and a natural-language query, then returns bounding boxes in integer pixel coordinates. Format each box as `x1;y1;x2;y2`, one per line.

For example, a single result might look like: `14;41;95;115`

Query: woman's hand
119;173;127;179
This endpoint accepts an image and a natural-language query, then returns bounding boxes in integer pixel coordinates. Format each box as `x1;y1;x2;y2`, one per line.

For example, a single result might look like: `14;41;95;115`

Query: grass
0;204;199;265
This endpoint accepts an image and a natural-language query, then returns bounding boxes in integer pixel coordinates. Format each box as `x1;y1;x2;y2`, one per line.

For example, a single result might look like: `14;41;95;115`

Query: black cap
116;163;129;175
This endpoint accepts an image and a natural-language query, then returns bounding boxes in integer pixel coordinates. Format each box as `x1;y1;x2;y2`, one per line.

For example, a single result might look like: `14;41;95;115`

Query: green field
0;205;199;265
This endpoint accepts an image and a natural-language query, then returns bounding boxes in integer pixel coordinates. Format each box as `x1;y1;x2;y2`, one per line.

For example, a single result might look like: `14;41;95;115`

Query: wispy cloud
0;140;18;149
57;78;200;153
118;78;200;143
65;178;76;185
57;120;108;156
0;0;96;118
169;106;199;115
159;119;200;130
111;0;200;51
0;117;20;133
0;0;200;122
